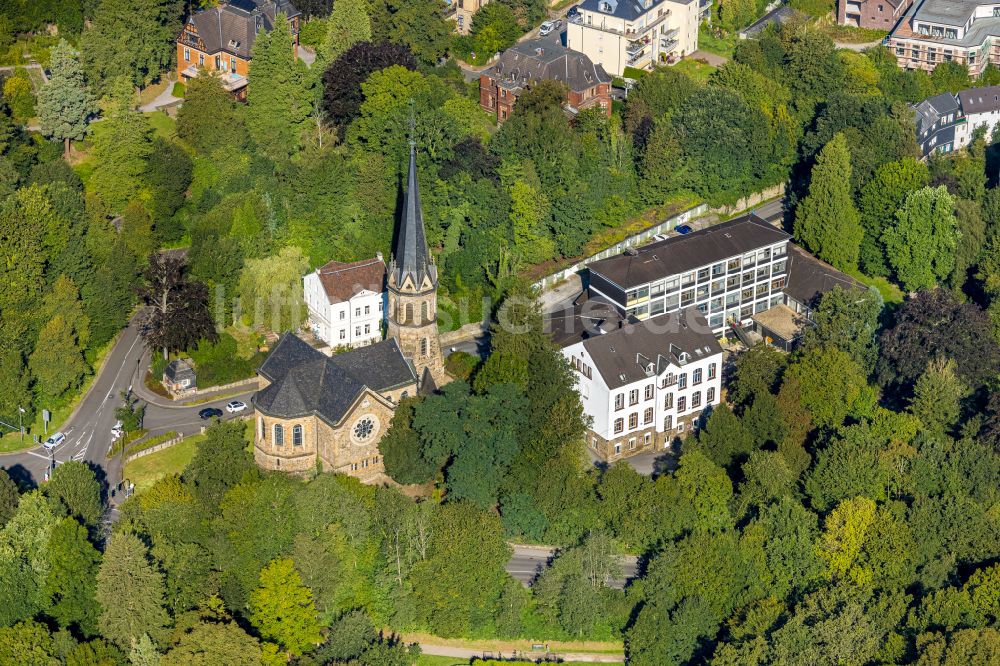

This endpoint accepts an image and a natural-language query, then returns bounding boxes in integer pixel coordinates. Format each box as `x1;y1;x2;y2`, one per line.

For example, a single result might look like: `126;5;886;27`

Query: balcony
626;38;650;56
660;37;679;52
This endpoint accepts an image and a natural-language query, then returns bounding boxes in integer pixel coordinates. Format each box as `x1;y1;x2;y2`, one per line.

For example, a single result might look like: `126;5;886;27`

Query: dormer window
229;39;241;48
600;1;613;12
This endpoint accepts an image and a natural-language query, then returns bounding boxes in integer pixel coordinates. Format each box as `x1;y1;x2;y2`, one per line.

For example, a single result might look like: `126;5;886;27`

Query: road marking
72;450;86;462
24;450;51;460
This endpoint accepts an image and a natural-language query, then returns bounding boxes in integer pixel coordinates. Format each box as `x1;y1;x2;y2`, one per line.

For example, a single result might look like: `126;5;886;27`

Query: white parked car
43;432;66;450
111;420;123;440
539;20;555;36
226;400;247;414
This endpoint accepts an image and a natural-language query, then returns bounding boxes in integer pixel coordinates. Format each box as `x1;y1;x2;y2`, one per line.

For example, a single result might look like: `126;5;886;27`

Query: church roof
390;145;437;288
254;333;416;425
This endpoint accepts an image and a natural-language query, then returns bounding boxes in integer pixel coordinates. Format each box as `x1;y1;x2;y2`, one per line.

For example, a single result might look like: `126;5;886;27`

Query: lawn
414;658;600;666
673;58;717;83
123;433;202;493
147;111;177;140
849;270;905;305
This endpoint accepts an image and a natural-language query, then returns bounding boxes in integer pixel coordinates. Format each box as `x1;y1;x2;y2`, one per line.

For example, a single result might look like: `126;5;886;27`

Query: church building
251;145;445;481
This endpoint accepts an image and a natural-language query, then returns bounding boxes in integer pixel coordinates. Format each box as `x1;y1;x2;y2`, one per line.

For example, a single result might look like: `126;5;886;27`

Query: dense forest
2;0;1000;663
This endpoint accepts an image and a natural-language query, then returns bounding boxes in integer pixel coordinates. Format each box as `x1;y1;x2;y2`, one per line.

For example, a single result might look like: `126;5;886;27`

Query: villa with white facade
303;256;386;349
566;0;705;77
562;306;722;461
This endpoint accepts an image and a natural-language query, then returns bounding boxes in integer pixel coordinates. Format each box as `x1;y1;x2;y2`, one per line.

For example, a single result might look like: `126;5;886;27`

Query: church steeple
390;143;437;290
386;142;445;386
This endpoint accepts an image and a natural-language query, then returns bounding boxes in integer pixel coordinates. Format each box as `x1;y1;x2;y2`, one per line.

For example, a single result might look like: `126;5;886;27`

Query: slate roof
164;359;196;382
588;214;791;290
580;307;721;390
579;0;688;21
389;145;437;288
957;85;1000;115
187;0;300;59
254;333;416;424
913;92;960;135
486;40;611;95
545;295;628;348
315;257;386;305
784;245;865;308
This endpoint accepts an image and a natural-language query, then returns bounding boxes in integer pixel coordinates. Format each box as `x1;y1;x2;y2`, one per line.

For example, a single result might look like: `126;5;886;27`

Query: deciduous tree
322;0;372;61
883;186;958;292
44;517;100;636
249;558;322;656
136;252;216;360
45;461;102;528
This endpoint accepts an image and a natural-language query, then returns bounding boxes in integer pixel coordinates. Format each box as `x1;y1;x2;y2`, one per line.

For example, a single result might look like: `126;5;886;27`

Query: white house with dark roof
566;0;702;76
562;307;722;460
304;256;386;349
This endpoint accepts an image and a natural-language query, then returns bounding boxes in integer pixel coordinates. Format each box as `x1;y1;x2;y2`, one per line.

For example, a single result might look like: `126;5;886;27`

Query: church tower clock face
351;415;379;444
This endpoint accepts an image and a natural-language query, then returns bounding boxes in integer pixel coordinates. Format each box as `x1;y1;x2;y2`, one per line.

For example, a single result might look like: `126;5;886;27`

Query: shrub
187;332;264;388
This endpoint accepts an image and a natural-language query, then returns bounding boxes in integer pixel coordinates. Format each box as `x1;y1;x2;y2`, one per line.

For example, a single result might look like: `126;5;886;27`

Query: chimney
376;251;384;262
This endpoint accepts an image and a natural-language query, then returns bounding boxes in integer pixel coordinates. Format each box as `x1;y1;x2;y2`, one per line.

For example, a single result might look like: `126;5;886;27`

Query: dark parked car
674;224;693;234
198;407;223;420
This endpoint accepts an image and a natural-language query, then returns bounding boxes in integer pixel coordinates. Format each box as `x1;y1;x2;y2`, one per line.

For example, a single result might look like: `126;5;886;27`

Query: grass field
673;58;717;83
123;433;201;493
697;24;737;58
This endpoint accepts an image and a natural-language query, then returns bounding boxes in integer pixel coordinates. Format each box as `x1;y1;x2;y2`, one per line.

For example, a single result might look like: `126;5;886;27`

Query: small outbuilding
163;358;197;394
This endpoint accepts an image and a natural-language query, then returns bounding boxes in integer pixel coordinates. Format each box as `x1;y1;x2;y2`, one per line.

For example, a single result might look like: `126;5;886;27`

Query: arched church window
273;424;284;446
421;301;428;323
292;425;303;446
421;337;428;357
405;303;413;324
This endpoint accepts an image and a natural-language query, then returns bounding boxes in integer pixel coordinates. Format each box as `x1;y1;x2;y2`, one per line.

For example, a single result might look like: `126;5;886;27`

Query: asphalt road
507;544;639;589
0;319;251;497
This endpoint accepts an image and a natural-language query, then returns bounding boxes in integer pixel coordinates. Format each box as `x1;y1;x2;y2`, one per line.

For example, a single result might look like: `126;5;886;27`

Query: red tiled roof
315;257;386;304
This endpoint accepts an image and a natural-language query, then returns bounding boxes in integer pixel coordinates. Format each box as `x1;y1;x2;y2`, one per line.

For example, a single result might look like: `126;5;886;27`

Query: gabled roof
588;214;791;290
957;85;1000;115
389;145;437;289
485;40;611;95
254;334;416;425
186;0;300;59
579;0;684;21
913;92;959;136
314;257;386;305
578;307;721;390
783;245;865;308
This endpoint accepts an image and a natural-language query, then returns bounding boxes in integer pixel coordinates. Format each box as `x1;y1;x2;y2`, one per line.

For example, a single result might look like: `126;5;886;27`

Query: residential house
480;40;613;121
446;0;490;34
585;214;792;335
887;0;1000;75
177;0;301;101
566;0;703;77
562;307;723;460
303;256;386;350
162;359;196;394
837;0;913;29
913;91;964;157
912;85;1000;158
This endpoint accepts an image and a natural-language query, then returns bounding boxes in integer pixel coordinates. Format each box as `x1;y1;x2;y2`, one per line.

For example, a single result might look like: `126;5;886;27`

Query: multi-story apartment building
838;0;914;29
887;0;1000;75
911;85;1000;157
566;0;703;77
562;307;722;460
480;40;612;121
586;215;792;335
445;0;490;34
303;256;386;349
177;0;300;101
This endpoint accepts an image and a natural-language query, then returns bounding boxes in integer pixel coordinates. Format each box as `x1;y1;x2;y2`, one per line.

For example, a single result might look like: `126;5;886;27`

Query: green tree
89;77;152;213
163;618;263;666
0;469;18;528
638;117;686;206
182;421;255;508
29;314;89;398
729;343;787;408
80;0;184;90
883;186;958;292
372;0;451;65
37;40;96;158
379;398;437;485
44;517;100;636
45;460;102;528
249;558;322;656
322;0;372;61
96;532;171;648
247;14;312;162
470;2;520;56
238;246;310;333
783;345;878;430
0;620;56;666
801;286;882;373
0;491;59;624
3;70;35;123
858;158;929;275
909;358;966;437
794;133;864;271
176;74;246;155
693;404;755;470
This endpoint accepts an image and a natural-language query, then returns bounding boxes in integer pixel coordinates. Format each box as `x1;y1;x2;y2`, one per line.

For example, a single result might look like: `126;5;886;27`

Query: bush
2;70;35;122
172;82;185;98
187;332;264;388
445;351;479;381
299;18;328;48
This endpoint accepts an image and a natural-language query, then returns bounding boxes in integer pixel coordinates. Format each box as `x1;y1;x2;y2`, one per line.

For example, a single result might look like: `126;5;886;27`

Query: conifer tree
247;14;312;162
44;517;100;636
37;40;96;158
322;0;372;62
794;133;864;271
96;533;171;649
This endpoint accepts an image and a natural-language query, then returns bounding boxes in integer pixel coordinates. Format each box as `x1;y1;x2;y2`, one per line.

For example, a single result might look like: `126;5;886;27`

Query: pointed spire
390;142;435;289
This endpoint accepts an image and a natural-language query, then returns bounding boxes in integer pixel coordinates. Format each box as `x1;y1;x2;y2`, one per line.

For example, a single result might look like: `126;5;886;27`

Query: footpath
398;633;625;663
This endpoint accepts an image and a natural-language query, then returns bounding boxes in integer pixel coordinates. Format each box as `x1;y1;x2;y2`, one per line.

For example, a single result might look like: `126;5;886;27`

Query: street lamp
17;406;24;446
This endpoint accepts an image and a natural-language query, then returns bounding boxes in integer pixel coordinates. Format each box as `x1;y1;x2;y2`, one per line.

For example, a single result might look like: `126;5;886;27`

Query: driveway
507;544;639;588
139;86;181;113
691;49;728;66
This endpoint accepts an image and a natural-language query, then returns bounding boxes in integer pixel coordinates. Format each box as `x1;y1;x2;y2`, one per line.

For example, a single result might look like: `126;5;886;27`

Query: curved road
0;319;252;495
